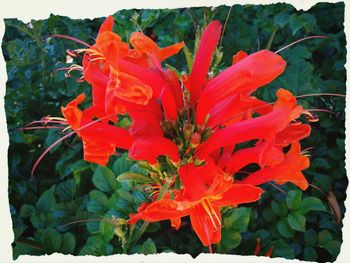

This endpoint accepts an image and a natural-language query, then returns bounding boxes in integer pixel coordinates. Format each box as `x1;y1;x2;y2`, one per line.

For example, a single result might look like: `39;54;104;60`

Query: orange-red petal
232;50;248;64
196;50;286;125
186;20;222;106
189;203;222;246
239;143;309;190
212;184;264;207
129;135;180;164
179;164;208;201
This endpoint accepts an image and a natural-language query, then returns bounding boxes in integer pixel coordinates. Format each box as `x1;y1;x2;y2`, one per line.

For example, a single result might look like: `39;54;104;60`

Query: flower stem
266;27;278;50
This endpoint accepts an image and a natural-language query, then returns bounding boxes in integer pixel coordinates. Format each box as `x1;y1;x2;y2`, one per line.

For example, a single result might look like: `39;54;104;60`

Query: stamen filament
31;113;116;177
201;199;217;229
296;93;345;99
274;35;329;54
44;34;91;47
207;200;220;225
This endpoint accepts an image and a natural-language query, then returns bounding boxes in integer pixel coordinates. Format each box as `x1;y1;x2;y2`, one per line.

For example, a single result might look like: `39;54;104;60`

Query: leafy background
2;2;346;261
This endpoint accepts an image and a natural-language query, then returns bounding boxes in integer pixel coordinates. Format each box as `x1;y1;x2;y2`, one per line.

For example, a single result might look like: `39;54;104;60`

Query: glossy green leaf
19;204;34;218
300;197;327;213
286;189;302;211
36;187;56;213
304;246;317;261
277;218;295;238
60;232;76;254
87;190;109;213
142;238;157;255
99;220;115;243
43;228;62;253
92;166;117;193
223;207;251;232
288;212;306;232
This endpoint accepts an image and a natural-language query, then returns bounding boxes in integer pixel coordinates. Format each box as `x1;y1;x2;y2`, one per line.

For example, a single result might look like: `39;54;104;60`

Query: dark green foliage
3;3;346;261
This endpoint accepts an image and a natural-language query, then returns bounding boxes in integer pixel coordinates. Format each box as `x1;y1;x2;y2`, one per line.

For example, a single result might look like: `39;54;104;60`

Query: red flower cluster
61;16;311;248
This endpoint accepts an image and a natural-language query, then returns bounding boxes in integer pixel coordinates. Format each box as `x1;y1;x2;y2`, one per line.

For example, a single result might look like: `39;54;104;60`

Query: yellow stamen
45;117;66;121
62;126;71;133
89;57;106;62
201;199;217;229
75;48;87;53
207;199;220;226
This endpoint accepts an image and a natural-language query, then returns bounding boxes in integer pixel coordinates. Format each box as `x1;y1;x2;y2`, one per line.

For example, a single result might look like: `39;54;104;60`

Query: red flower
184;20;222;106
61;94;133;166
129;163;263;246
53;17;314;249
129;31;184;69
195;50;287;125
239;142;310;190
196;89;304;159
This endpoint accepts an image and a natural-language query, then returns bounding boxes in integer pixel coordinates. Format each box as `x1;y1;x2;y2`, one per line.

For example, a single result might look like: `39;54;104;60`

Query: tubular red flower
129;163;263;246
196;50;287;125
185;20;222;106
206;94;273;128
112;73;153;105
129;135;180;164
61;94;133;166
130;31;184;68
239;142;310;190
196;89;303;159
221;123;311;174
49;16;315;249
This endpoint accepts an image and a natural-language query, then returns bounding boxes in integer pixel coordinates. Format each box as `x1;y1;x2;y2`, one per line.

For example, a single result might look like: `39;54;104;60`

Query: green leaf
304;246;317;261
109;190;134;215
299;13;317;33
43;228;62;253
262;207;277;222
60;232;76;254
274;12;290;28
286;189;302;210
304;229;318;246
99;220;115;243
129;163;149;176
79;234;111;256
271;240;295;259
142;238;157;255
288;212;306;232
44;129;62;152
86;220;100;234
36;187;56;213
221;231;242;251
87;190;109;213
30;211;47;229
145;222;161;233
318;230;332;246
223;207;251;232
271;200;288;216
71;159;90;175
277;218;295;238
183;43;193;72
117;172;155;184
112;153;134;175
300;197;327;213
92;166;117;193
289;14;308;35
19;204;34;218
56;179;77;201
324;240;341;257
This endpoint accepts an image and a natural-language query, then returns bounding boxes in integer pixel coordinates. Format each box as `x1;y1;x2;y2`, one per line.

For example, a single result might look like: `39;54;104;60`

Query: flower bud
115;227;124;239
190;132;201;148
